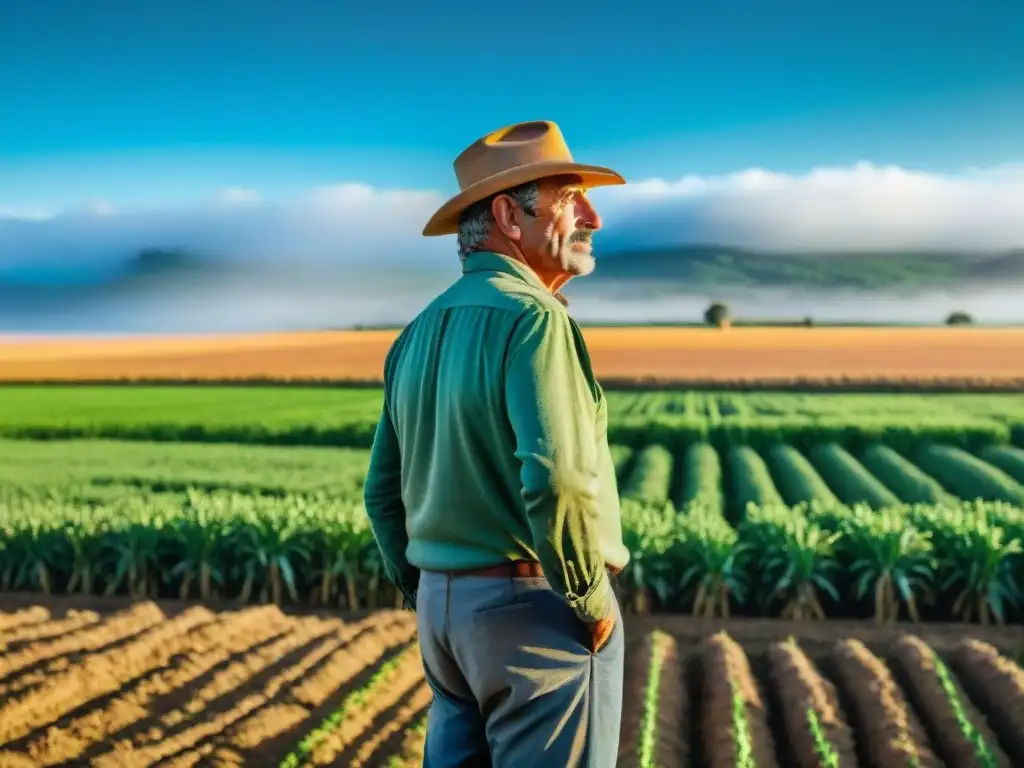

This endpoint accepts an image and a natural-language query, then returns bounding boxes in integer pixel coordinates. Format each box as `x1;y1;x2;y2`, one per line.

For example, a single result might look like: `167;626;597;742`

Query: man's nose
577;196;602;231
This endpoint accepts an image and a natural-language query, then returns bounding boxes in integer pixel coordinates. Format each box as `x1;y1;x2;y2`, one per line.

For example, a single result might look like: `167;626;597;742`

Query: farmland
0;598;1022;766
2;384;1024;764
1;385;1024;448
3;326;1024;388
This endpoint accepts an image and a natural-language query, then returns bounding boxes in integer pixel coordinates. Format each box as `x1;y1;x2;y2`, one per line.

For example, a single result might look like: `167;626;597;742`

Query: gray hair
457;181;540;261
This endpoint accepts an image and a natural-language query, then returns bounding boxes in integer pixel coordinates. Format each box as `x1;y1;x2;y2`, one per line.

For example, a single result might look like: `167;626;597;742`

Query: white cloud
216;187;262;205
593;162;1024;252
2;162;1023;281
0;205;55;221
86;200;117;216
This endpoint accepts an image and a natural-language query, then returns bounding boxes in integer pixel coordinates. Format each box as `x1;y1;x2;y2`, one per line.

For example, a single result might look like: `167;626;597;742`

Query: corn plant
911;503;1023;625
678;508;751;618
741;505;841;620
619;499;688;613
838;506;934;624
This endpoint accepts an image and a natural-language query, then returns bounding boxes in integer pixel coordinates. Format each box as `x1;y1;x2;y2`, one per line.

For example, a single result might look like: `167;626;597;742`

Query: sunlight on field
2;327;1024;383
2;387;1024;761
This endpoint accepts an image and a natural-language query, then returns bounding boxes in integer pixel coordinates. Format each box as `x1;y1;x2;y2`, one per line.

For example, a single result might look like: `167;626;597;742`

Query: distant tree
803;316;814;327
945;310;973;326
704;302;731;328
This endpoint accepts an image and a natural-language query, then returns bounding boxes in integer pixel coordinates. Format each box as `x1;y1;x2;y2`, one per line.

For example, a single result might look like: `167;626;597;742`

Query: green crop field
2;429;1023;624
2;385;1024;450
2;385;1024;765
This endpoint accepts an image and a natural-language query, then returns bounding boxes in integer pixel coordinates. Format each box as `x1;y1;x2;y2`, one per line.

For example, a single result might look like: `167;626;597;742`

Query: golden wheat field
2;327;1024;386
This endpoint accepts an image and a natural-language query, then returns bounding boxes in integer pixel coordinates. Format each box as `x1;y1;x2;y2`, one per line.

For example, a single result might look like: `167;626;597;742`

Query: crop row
613;441;1024;514
607;391;1024;424
628;630;1024;768
0;438;369;500
618;630;687;768
2;386;1023;452
620;495;1024;625
6;436;1023;521
1;483;1021;626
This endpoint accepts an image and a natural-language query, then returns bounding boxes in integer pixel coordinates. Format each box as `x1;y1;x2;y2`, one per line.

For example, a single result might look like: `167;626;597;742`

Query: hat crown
453;120;574;191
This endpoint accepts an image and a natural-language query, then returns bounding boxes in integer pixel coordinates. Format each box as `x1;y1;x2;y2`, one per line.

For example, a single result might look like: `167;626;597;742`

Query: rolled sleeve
503;306;612;624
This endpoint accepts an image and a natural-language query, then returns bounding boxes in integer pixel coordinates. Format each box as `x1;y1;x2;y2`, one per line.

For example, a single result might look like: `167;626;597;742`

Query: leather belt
446;560;545;578
439;560;621;578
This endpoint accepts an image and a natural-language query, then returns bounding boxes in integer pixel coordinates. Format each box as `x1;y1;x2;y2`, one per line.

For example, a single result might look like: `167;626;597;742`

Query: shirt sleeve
503;306;613;624
363;397;419;610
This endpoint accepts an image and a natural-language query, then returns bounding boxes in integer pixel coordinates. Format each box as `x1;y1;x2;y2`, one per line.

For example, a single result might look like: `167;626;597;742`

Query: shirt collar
461;250;570;306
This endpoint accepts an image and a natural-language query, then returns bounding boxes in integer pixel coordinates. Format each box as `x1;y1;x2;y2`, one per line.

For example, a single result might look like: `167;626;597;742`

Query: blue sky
1;0;1022;213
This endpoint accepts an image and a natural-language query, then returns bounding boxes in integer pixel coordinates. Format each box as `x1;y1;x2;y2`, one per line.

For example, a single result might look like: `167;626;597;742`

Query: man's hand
587;613;616;654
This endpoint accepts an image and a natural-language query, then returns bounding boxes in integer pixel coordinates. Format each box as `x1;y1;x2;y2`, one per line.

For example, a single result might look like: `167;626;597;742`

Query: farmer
363;119;630;767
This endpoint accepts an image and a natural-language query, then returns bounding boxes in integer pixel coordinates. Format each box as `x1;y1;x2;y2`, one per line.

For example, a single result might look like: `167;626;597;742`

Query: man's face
521;176;604;279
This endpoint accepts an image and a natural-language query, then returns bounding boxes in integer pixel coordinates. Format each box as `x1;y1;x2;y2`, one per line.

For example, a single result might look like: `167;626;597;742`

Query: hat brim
422;160;626;237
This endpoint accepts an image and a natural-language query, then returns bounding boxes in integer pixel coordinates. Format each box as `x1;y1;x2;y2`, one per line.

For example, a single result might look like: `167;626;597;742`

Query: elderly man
363;120;630;767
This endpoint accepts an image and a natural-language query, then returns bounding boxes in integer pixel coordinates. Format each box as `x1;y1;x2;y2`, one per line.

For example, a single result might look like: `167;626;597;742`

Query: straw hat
422;120;626;237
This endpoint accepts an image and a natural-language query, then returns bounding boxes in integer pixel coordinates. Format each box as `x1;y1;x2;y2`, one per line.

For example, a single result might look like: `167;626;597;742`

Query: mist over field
2;162;1024;332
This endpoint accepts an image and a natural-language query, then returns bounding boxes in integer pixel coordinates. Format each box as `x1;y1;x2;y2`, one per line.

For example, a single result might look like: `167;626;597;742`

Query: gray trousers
416;568;624;768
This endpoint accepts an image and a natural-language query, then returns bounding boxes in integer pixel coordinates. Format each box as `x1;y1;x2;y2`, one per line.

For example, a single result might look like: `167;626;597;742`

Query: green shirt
362;250;629;624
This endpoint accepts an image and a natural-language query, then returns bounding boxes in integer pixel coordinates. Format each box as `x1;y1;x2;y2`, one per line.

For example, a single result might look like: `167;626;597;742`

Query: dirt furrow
303;642;423;766
348;680;432;767
618;630;687;768
0;606;50;631
0;609;100;651
617;635;653;767
650;632;687;768
0;611;107;699
288;614;418;711
157;750;206;768
830;638;943;767
321;643;426;766
0;605;216;746
701;631;778;768
221;612;418;761
0;601;165;683
154;616;340;732
890;634;1011;768
766;638;856;768
16;605;291;766
377;710;428;768
947;638;1024;765
223;703;311;752
90;614;358;766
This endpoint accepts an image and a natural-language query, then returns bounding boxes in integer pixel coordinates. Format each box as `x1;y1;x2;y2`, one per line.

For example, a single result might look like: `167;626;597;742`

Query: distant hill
589;244;1024;291
3;245;1024;298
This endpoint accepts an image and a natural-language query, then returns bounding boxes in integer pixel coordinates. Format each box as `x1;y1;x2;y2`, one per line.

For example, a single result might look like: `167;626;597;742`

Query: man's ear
491;196;521;241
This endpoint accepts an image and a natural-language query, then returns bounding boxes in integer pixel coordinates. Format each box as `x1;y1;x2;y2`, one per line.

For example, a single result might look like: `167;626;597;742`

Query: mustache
570;229;595;244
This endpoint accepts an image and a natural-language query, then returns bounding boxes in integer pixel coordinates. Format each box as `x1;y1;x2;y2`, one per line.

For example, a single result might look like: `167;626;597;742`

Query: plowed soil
4;327;1024;387
1;595;1023;766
